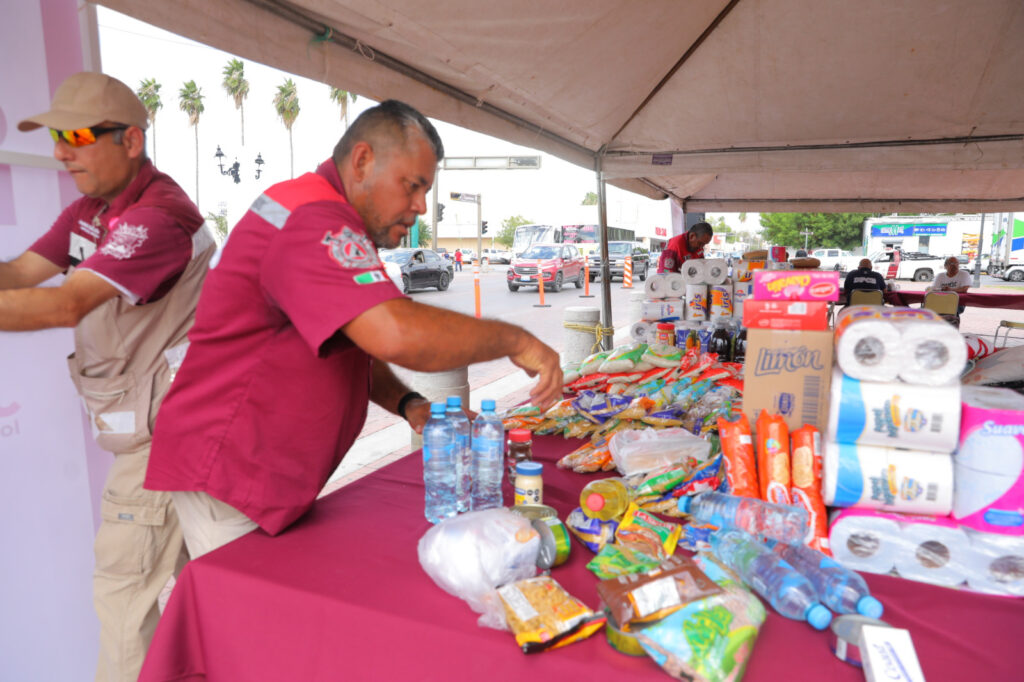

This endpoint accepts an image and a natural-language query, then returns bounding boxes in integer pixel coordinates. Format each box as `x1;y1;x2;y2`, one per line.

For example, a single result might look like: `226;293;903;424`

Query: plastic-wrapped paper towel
829;509;902;574
644;272;684;299
822;440;953;515
684;284;708;322
834;306;966;384
679;259;707;285
964;529;1024;596
708;282;733;321
640;298;684;322
703;258;729;285
827;368;961;453
953;386;1024;535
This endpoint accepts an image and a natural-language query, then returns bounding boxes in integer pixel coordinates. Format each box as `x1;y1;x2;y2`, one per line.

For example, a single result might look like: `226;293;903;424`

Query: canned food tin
531;517;572;569
511;504;558;521
604;614;647;657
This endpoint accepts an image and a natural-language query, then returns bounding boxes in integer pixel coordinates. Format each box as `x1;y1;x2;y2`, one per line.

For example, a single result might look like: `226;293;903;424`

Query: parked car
869;250;946;281
481;248;512;264
810;248;862;273
380;248;454;293
507;243;585;292
587;241;650;281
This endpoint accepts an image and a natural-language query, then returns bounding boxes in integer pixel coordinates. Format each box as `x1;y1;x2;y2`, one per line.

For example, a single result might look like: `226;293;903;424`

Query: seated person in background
657;221;713;273
843;258;886;304
928;256;971;313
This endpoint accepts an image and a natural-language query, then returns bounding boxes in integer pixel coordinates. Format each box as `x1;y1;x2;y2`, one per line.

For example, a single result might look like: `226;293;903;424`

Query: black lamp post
215;145;265;184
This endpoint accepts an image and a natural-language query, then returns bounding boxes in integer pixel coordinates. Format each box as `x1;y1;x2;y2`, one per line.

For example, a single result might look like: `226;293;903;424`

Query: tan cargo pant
93;448;188;682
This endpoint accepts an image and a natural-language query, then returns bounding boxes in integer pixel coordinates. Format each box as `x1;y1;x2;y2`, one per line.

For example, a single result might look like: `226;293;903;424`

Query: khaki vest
68;225;215;455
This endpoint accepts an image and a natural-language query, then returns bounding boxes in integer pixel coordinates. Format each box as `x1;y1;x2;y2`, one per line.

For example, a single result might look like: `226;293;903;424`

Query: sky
95;7;756;239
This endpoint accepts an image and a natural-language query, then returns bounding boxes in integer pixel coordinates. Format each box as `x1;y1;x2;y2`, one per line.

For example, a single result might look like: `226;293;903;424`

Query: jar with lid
507;429;533;481
513;461;544;506
655;322;675;346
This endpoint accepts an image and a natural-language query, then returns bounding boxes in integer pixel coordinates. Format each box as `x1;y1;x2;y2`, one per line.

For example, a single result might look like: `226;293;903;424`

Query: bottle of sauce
732;327;748;363
507;429;533;481
708;322;732;359
513;461;544;506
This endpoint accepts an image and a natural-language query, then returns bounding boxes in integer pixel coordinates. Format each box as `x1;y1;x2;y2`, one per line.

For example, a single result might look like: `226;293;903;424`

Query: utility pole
799;229;813;251
431;175;439;251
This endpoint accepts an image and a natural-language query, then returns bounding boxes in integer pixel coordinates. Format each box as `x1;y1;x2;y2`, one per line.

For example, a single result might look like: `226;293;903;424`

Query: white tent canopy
101;0;1024;213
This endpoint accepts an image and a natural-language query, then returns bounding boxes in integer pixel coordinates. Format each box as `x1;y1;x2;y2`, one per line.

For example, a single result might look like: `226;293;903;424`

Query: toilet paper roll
827;367;961;453
829;509;902;574
644;273;671;299
664;272;685;297
893;518;971;587
834;307;904;382
703;258;729;285
898;319;968;386
680;259;707;285
684;284;708;322
964;529;1024;596
822;440;954;515
631;320;653;343
732;282;752;319
953;386;1024;535
708;282;734;321
640;298;684;322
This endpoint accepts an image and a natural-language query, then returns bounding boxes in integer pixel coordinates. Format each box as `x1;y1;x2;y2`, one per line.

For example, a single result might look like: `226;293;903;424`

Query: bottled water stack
470;399;504;511
423;402;457;524
446;396;472;513
769;541;883;618
678;491;809;544
711;530;832;630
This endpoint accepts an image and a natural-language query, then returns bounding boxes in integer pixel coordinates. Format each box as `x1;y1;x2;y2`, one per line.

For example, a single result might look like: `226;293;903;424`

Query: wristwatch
397;391;427;420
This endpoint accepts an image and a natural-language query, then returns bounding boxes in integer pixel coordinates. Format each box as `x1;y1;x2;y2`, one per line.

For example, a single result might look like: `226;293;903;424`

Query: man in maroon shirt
146;100;561;557
0;72;211;682
657;221;714;273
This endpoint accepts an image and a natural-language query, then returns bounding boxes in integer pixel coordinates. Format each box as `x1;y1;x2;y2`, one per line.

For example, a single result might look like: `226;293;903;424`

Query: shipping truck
989;212;1024;282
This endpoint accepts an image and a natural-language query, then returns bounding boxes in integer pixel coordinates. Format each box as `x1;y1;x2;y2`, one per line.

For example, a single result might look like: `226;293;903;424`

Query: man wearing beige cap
0;71;214;681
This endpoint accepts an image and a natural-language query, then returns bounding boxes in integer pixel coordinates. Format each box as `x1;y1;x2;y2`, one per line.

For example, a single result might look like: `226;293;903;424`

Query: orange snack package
789;425;831;555
716;414;759;498
755;411;791;505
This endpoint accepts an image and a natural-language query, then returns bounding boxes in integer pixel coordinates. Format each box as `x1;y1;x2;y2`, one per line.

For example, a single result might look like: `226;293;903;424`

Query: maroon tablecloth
885;290;1024;310
140;435;1024;681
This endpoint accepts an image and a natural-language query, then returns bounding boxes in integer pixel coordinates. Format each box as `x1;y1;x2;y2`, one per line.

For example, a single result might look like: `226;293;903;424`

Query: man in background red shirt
657;221;714;273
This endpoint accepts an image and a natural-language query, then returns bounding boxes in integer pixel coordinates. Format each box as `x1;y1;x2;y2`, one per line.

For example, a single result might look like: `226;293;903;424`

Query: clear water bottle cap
430;402;446;414
676;496;694;514
806;603;832;630
857;595;884;619
446;396;462;407
481;399;496;411
516;461;543;476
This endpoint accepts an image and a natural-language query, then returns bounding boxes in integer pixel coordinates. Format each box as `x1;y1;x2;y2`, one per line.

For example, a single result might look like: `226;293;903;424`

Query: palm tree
329;86;357;128
136;78;162;164
273;78;300;178
222;59;250;146
178;80;205;207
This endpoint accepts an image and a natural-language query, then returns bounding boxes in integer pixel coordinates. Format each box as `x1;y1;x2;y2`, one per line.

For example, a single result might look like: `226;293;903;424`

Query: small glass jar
507;429;533;481
513;461;544;506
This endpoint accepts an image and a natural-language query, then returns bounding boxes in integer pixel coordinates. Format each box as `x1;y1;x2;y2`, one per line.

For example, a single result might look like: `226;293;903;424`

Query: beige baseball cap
18;72;149;132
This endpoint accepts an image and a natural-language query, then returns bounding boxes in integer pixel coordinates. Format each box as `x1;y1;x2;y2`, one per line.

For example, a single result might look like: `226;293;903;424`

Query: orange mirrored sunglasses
49;125;128;147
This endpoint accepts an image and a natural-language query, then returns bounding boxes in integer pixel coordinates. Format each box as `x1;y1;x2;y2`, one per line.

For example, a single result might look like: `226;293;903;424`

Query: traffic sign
450;192;479;203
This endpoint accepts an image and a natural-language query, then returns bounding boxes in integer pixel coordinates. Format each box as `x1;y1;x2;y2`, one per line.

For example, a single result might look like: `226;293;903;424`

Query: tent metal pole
974;214;985;288
596;154;613;351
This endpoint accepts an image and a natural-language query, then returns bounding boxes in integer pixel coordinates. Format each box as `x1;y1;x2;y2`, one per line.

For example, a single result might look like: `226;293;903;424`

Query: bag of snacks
596;555;723;628
496;576;606;653
717;414;759;498
790;425;830;555
755;411;791;505
566;506;619;553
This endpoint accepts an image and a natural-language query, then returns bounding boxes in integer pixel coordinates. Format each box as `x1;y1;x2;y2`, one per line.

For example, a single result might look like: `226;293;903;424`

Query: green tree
273;78;300;178
178;80;204;207
581;191;598;206
222;59;250;146
329;86;357;128
205;210;229;242
496;214;531;248
136;78;162;164
759;213;871;251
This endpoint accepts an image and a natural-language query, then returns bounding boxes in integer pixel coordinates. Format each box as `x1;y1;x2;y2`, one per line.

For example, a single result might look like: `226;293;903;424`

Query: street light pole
799;229;813;251
431;174;439;251
476;195;483;263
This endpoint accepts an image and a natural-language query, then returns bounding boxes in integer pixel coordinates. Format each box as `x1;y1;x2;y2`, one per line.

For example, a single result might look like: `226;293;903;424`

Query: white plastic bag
417;508;540;629
608;427;712;477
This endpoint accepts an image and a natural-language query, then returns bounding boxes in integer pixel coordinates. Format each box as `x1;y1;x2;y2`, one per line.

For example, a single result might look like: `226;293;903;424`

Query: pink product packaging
953;386;1024;535
752;270;840;302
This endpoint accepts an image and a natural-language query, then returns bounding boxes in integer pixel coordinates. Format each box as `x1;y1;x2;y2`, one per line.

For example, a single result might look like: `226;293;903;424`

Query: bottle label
514;484;542;506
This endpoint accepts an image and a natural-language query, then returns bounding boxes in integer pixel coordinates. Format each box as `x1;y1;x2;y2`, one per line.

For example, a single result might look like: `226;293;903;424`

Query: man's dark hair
688;221;713;238
333;99;444;164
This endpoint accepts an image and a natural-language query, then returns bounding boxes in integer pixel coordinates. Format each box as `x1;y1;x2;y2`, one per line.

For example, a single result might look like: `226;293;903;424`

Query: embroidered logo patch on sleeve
354;271;388;285
100;223;149;260
322;226;381;269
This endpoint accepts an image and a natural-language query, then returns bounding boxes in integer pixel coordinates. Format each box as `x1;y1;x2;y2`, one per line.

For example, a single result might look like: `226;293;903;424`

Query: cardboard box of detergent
742;329;833;431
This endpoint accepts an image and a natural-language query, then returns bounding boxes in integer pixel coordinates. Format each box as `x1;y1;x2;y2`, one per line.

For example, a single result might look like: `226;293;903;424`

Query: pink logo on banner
0;401;21;439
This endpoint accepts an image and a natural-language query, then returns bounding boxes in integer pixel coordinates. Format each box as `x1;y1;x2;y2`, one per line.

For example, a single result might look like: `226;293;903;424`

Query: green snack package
585;543;661;580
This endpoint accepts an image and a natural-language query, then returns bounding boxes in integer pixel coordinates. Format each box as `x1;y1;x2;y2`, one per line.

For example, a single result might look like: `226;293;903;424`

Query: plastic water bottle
677;491;808;544
769;541;884;618
579;478;631;521
423;402;457;524
711;530;832;630
446;396;472;513
470;399;504;511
